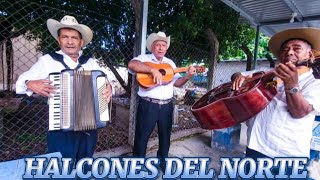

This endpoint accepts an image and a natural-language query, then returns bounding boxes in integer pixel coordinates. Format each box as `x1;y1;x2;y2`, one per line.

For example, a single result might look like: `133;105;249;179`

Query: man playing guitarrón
232;28;320;162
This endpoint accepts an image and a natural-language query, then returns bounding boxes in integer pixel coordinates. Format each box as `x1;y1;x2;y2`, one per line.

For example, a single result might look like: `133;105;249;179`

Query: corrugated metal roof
221;0;320;36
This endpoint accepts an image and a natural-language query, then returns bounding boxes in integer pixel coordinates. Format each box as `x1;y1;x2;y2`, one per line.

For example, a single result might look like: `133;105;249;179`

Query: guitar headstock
194;65;206;73
295;57;320;79
311;59;320;79
311;51;320;79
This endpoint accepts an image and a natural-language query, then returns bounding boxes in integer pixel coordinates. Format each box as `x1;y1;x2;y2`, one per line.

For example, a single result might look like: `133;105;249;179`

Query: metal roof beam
260;19;297;26
282;0;303;22
303;15;320;22
260;15;320;26
259;26;276;37
220;0;276;36
221;0;259;26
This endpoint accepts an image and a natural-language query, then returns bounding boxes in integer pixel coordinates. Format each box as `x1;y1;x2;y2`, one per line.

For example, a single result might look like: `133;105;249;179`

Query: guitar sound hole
159;69;166;76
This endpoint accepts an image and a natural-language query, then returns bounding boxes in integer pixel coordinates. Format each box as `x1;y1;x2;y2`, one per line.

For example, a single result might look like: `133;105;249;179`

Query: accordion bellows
49;69;110;131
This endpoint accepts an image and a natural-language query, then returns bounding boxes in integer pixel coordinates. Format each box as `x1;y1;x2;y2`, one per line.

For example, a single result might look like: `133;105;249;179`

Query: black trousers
47;130;98;164
245;147;273;174
245;147;270;159
133;97;174;167
245;147;296;175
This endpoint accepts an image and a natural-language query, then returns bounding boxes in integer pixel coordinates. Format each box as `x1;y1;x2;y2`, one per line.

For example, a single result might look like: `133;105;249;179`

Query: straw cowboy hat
146;31;170;52
268;27;320;57
47;15;93;46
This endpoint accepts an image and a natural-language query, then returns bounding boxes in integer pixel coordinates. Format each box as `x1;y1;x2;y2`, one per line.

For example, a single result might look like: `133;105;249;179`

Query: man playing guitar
128;31;196;171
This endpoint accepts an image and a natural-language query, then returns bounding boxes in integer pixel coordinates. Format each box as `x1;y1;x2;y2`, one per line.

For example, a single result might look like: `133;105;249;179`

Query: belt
141;97;172;105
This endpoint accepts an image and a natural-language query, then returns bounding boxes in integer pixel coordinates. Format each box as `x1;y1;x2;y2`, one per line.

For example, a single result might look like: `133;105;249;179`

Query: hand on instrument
150;68;163;85
26;79;56;97
186;66;196;79
231;73;252;91
274;61;299;88
103;83;112;103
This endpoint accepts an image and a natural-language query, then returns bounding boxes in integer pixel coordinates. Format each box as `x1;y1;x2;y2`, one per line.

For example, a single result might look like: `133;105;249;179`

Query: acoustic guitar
136;62;205;89
191;58;320;130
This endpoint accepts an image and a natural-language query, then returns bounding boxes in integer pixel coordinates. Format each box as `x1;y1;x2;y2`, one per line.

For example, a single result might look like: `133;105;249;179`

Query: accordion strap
49;52;92;70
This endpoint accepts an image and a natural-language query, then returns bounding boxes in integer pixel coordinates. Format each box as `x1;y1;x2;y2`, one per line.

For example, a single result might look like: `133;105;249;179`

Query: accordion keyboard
48;73;61;131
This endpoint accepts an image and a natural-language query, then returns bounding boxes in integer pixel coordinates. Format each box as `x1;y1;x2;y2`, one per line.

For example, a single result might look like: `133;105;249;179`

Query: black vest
48;52;92;69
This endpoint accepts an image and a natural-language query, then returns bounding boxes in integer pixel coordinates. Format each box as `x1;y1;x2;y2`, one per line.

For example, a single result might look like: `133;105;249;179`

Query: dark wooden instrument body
191;73;277;129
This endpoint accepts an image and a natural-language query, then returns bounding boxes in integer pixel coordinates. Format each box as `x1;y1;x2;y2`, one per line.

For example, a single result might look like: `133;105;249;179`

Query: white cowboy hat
268;27;320;57
146;31;170;52
47;15;93;46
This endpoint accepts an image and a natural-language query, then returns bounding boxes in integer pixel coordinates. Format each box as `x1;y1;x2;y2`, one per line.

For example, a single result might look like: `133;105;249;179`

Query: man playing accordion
16;15;112;166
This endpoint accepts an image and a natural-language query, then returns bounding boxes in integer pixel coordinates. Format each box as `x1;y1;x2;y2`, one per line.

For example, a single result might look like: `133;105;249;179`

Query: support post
252;25;260;70
128;0;149;146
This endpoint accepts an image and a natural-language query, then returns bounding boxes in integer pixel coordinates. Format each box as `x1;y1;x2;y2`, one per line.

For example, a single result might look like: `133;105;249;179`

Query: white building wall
0;35;42;90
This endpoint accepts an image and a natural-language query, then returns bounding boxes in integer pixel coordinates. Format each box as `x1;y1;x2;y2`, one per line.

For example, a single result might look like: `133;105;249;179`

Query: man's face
57;28;84;57
279;39;311;64
151;40;168;61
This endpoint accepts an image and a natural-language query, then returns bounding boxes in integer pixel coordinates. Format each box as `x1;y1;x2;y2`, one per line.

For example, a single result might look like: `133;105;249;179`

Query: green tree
145;0;259;88
1;0;271;92
0;0;134;94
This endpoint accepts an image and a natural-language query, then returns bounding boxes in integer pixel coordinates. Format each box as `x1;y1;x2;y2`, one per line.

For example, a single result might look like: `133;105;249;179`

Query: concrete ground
145;124;320;180
97;122;320;179
145;129;246;180
146;130;246;172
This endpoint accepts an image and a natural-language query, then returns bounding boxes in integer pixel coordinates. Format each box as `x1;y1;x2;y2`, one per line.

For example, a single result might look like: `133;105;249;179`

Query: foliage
0;0;135;66
0;0;269;65
222;34;270;60
146;0;267;63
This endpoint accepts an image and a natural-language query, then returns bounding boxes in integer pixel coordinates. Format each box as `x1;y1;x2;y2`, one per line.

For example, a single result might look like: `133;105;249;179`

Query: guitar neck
173;67;189;73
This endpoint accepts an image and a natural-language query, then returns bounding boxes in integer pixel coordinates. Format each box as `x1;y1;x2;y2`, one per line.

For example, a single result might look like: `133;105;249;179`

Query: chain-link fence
0;0;208;162
0;0;273;162
0;0;135;161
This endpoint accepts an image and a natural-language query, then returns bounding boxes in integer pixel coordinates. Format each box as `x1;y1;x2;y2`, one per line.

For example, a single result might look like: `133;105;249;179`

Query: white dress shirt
246;70;320;157
130;54;182;100
16;50;111;96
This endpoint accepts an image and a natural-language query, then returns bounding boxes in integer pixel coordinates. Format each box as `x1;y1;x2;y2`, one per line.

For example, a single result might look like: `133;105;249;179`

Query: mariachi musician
16;15;112;166
232;28;320;160
128;31;196;171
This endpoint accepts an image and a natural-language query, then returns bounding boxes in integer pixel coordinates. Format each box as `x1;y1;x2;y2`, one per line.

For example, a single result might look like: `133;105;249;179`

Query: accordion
48;69;111;131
